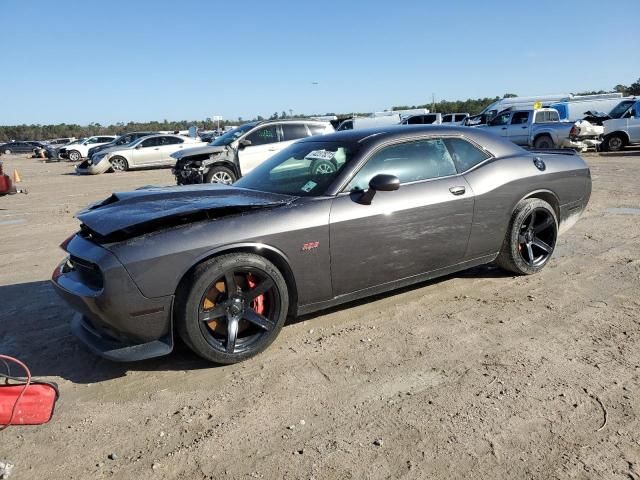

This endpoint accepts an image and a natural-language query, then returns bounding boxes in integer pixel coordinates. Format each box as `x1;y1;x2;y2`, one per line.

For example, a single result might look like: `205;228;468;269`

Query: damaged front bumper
51;234;174;361
75;158;111;175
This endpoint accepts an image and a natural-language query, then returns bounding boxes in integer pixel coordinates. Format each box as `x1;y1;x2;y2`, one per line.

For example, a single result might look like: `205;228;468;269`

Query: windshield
210;123;256;146
234;141;359;197
609;100;636;119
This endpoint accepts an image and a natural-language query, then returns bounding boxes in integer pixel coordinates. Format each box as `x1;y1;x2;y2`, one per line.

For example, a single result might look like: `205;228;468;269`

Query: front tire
533;135;554;149
68;150;81;162
109;156;129;172
603;133;626;152
495;198;558;275
204;165;236;184
176;253;289;364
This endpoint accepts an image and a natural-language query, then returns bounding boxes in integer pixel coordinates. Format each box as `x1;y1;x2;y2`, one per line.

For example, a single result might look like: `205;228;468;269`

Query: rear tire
204;165;236;184
533;135;554;149
603;133;626;152
176;253;289;364
495;198;558;275
109;156;129;172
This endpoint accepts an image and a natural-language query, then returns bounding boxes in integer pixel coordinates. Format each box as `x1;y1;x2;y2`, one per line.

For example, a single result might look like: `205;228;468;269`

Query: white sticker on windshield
301;180;317;192
305;150;335;161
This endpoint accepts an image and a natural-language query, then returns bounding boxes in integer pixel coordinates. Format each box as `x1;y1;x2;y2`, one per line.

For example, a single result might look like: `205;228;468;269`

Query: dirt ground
0;149;639;480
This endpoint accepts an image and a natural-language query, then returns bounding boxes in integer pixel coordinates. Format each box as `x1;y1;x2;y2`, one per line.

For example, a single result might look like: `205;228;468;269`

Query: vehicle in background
441;113;469;125
401;113;442;125
87;132;158;159
549;93;623;121
173;119;334;185
44;137;76;146
198;130;224;143
76;134;204;175
337;114;401;131
476;108;597;150
477;94;569;122
601;98;640;151
0;141;47;155
58;136;117;161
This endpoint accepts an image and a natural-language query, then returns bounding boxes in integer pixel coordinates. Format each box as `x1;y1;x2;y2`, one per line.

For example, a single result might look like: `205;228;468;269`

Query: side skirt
296;253;498;316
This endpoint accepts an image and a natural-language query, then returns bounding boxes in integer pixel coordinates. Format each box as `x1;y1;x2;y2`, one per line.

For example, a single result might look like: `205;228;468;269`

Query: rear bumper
51;234;174;361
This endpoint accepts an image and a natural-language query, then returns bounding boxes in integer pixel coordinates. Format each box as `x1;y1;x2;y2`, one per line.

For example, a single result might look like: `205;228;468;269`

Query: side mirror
359;174;400;204
369;174;400;192
238;139;252;150
135;144;143;149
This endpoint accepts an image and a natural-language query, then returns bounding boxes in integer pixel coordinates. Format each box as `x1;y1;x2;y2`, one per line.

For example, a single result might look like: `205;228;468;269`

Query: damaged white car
76;134;204;175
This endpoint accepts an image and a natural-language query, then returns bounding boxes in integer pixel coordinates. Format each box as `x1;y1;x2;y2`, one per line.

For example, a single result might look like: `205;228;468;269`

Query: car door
130;136;161;166
506;111;531;145
158;136;185;166
329;137;474;296
482;111;511;137
238;124;281;175
628;101;640;143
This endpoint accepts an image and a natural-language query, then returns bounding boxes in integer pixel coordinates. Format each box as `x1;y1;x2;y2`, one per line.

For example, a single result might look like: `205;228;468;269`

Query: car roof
297;125;525;158
252;118;330;127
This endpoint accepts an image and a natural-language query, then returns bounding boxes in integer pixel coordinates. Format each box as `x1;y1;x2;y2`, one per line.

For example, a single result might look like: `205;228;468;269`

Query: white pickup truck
476;108;597;150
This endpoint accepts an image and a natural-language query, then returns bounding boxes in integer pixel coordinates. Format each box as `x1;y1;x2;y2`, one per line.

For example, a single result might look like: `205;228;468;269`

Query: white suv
172;119;334;185
58;136;117;161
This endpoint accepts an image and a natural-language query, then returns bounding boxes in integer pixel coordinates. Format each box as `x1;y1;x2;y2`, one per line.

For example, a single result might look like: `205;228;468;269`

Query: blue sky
0;0;638;125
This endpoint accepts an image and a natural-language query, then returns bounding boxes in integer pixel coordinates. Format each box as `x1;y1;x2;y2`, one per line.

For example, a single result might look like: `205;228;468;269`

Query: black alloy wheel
496;198;558;275
198;267;280;355
177;253;288;363
516;207;556;267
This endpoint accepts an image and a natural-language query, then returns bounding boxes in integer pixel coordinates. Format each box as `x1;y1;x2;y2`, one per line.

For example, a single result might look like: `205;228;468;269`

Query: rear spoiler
526;148;577;156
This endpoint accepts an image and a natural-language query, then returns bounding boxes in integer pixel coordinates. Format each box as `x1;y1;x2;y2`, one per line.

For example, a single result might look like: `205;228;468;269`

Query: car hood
171;144;227;161
77;184;294;239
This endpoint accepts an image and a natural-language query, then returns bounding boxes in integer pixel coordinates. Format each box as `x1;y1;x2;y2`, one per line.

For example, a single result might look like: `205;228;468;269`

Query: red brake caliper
247;274;265;314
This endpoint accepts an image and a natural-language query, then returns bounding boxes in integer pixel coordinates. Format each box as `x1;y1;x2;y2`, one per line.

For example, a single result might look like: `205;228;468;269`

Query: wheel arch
174;242;298;317
518;189;561;222
532;132;554;146
205;160;240;179
604;130;630;144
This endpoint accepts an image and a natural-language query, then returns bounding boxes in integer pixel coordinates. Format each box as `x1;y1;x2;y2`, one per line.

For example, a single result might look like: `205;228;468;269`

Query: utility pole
432;93;435;113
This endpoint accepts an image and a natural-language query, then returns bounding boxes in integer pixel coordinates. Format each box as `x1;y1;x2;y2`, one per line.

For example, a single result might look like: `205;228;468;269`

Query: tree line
1;78;638;142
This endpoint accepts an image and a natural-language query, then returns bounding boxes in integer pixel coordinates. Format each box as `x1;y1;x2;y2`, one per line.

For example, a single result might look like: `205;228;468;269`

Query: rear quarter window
443;137;491;172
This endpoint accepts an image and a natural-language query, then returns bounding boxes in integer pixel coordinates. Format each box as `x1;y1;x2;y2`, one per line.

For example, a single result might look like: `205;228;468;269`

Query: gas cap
533;157;546;171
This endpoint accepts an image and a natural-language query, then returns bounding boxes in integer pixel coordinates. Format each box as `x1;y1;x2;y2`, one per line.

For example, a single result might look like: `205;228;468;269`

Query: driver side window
490;112;511;126
246;126;279;146
141;137;160;148
345;139;457;191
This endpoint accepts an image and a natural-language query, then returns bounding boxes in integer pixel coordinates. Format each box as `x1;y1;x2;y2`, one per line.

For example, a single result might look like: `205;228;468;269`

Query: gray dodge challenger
52;125;591;364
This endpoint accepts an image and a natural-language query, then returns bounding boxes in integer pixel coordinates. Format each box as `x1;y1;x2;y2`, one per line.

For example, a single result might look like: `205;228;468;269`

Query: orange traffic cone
13;169;21;183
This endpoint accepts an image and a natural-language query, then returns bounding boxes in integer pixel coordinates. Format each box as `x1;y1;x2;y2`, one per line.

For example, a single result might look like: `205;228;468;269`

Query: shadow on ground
0;265;511;384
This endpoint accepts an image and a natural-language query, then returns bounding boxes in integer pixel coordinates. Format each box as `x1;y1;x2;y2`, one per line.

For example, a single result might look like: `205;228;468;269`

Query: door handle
154;148;160;150
449;186;466;196
501;127;507;130
268;148;277;151
521;126;527;129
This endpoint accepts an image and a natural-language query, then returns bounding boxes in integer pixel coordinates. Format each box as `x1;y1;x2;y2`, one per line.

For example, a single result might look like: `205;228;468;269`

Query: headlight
92;153;107;164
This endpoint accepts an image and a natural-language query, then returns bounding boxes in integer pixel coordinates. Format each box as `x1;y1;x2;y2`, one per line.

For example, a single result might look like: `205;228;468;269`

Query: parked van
337;114;401;131
478;94;569;121
549;93;623;121
602;98;640;151
401;113;442;125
